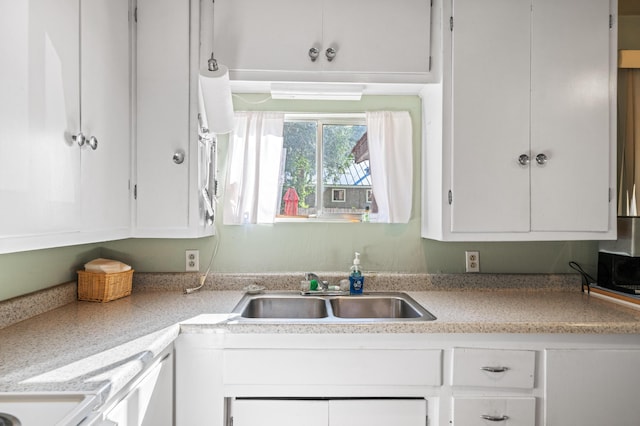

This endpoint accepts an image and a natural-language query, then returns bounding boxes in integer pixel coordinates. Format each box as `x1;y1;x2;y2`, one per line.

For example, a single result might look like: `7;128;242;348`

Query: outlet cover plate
185;250;199;272
465;251;480;273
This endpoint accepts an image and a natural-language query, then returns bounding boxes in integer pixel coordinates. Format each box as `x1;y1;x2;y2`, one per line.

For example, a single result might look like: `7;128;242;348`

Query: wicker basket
77;269;134;302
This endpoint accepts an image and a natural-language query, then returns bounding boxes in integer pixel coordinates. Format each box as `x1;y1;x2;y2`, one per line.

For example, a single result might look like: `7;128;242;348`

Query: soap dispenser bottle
349;252;364;295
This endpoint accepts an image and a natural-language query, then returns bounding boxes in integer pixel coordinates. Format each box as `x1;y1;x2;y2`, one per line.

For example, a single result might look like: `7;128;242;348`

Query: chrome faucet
304;272;329;291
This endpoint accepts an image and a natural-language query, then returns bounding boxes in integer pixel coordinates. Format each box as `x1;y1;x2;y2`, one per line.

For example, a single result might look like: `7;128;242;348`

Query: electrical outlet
465;251;480;273
185;250;199;272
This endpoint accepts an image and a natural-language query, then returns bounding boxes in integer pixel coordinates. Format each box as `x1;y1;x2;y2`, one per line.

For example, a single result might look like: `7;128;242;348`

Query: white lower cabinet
452;348;536;389
175;334;640;426
452;397;535;426
545;349;640;426
231;398;426;426
97;348;174;426
329;399;426;426
451;348;537;426
232;399;327;426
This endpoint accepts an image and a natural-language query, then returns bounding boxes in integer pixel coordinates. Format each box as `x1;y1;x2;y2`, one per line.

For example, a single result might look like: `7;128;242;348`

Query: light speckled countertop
1;275;640;410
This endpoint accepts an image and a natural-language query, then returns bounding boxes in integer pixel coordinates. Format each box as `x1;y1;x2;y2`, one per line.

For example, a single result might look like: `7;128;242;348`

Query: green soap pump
349;252;364;295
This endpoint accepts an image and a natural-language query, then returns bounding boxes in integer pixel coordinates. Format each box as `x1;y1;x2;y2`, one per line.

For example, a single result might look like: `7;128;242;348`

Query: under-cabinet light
270;83;364;101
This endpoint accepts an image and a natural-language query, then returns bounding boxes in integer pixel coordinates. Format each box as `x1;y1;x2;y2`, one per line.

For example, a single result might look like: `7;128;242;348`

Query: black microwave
597;252;640;295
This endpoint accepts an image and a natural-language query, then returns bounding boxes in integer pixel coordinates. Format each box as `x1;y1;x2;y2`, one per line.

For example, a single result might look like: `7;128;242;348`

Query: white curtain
366;111;413;223
223;112;284;224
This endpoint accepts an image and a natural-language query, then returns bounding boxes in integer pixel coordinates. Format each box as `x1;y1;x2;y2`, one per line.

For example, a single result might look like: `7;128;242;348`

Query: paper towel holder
207;52;219;72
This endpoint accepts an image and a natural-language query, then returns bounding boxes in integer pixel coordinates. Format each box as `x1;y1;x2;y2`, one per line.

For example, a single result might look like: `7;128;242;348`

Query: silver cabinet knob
308;47;319;62
173;150;185;164
325;47;337;62
518;154;530;166
87;136;98;150
535;153;548;165
72;132;98;150
72;132;86;147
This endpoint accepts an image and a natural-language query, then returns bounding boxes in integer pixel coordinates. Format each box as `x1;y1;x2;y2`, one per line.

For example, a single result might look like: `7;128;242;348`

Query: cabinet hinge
450;16;453;31
448;190;453;205
134;184;137;200
430;0;433;7
609;187;612;203
609;14;613;29
134;7;138;23
428;56;432;71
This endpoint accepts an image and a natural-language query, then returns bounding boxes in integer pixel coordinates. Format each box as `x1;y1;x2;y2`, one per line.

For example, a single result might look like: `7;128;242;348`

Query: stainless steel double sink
230;292;436;322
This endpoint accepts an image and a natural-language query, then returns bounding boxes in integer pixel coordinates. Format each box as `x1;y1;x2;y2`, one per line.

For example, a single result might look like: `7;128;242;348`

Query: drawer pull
480;366;510;373
481;414;509;422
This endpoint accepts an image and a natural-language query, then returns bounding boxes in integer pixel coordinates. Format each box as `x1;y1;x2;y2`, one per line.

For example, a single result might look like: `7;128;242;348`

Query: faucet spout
304;272;329;291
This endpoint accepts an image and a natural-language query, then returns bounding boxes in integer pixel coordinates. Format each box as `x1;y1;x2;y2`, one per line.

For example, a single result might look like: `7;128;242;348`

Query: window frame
278;113;368;223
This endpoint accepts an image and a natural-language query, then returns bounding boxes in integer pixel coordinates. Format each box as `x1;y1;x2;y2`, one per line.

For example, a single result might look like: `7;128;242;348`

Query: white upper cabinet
0;0;131;254
80;0;131;235
529;0;611;232
0;0;81;249
213;0;323;74
450;0;531;233
421;0;616;241
134;0;214;238
212;0;432;84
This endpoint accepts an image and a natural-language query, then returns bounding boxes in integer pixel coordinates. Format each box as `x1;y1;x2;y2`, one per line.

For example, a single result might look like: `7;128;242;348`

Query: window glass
278;115;369;222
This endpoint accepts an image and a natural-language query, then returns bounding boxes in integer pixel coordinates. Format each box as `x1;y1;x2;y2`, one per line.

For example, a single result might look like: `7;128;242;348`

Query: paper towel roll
199;64;234;134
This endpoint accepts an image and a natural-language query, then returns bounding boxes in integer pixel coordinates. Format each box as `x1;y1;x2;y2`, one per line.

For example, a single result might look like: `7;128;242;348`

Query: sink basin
330;296;433;319
240;296;328;319
231;292;435;322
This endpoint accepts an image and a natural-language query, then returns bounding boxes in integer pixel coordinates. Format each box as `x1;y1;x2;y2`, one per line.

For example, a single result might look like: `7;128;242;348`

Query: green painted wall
0;95;598;301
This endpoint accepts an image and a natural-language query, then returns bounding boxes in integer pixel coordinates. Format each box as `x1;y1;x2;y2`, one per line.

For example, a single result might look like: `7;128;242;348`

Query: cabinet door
329;399;426;426
0;0;81;241
232;399;328;426
545;349;640;426
80;0;131;234
450;0;531;233
104;351;173;426
135;0;191;233
452;397;535;426
322;0;430;74
213;0;323;73
530;0;611;232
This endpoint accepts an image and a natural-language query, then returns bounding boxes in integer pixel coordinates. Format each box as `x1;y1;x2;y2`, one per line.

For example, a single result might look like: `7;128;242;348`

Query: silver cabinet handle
87;136;98;150
325;47;337;61
481;414;509;422
308;47;319;62
536;153;548;165
173;150;185;164
518;154;530;166
72;132;86;147
480;366;510;373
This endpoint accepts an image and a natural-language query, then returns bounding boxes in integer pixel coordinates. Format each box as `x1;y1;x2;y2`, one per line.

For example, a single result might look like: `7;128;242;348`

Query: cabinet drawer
452;348;535;389
223;349;442;386
452;397;535;426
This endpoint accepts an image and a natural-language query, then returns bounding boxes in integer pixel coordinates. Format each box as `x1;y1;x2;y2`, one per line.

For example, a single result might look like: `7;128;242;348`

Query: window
331;189;346;203
224;110;412;225
278;114;370;221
